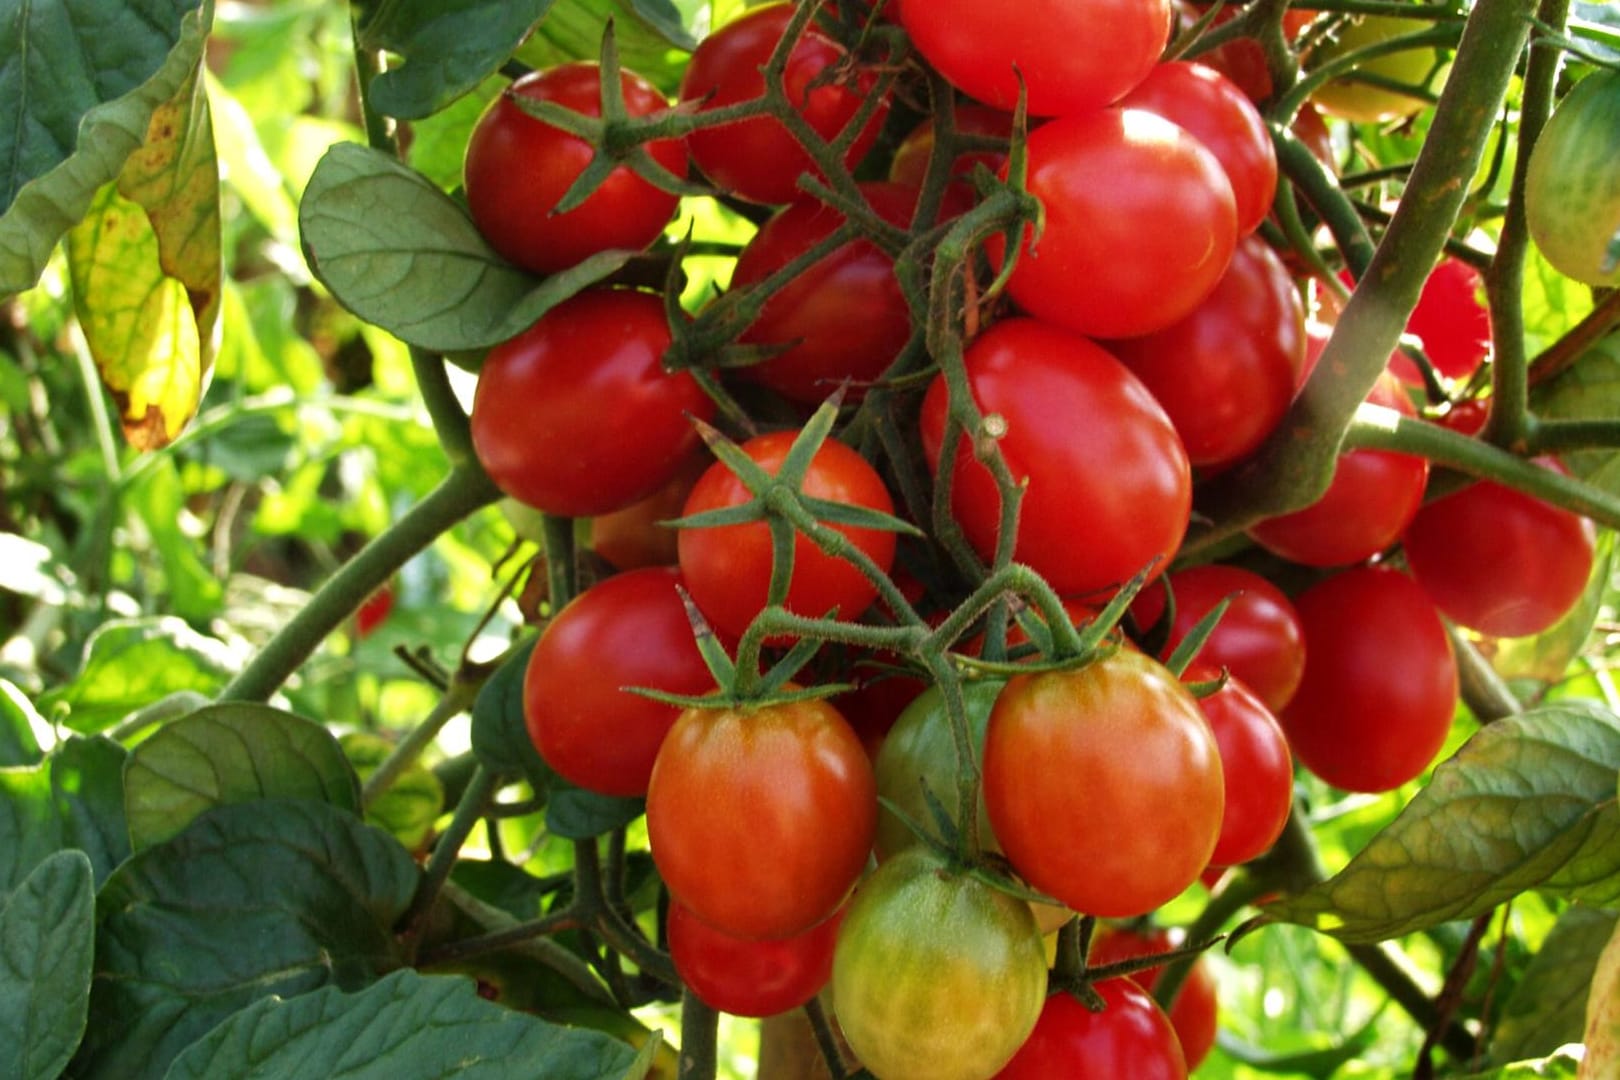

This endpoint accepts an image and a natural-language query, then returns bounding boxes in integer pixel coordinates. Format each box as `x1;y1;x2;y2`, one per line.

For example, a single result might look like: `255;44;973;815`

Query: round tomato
983;649;1224;918
1119;61;1278;235
679;3;887;205
1247;373;1429;567
1281;566;1458;793
990;108;1239;339
1087;925;1218;1071
1308;14;1451;123
523;567;713;797
470;288;715;518
646;695;876;940
462;62;685;275
888;103;1016;192
676;430;897;641
1131;563;1307;713
1185;664;1295;868
1402;460;1596;639
1399;256;1492;383
994;980;1187;1080
588;453;707;571
898;0;1170;116
1525;68;1620;287
1106;233;1306;469
873;679;1006;860
728;183;916;405
833;848;1048;1080
919;318;1192;598
667;898;840;1017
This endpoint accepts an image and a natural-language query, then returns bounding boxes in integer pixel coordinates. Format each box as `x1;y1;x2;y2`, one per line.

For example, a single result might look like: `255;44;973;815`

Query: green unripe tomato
872;680;1005;860
832;849;1048;1080
1526;69;1620;287
1309;14;1450;123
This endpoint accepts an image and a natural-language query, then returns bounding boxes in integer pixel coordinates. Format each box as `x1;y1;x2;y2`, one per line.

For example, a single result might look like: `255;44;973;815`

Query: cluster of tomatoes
449;1;1597;1076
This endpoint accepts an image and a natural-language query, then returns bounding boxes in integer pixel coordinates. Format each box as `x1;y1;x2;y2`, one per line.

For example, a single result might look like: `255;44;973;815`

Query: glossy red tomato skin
676;431;897;641
523;568;712;797
471;289;715;518
899;0;1171;116
919;318;1192;598
463;63;684;275
1402;461;1596;639
1088;925;1220;1070
1247;375;1430;567
667;898;840;1017
1107;233;1306;469
990;108;1239;340
646;696;877;940
679;3;886;205
1281;566;1459;793
994;980;1188;1080
983;650;1224;919
1132;563;1307;713
1120;61;1278;235
728;183;916;405
1401;256;1492;383
1184;665;1295;868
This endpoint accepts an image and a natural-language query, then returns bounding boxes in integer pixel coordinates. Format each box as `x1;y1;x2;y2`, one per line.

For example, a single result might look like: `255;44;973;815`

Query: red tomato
1402;459;1596;639
919;318;1192;598
1185;664;1295;868
679;3;887;205
1281;566;1458;793
355;585;394;639
667;898;840;1017
989;108;1239;339
676;431;897;641
462;63;684;275
523;567;713;797
1120;61;1278;235
995;980;1188;1079
1088;925;1220;1070
1400;256;1493;383
983;649;1224;919
587;454;707;571
1132;563;1307;714
899;0;1171;116
646;695;876;939
1107;234;1306;469
728;183;916;405
1247;373;1429;567
888;103;1017;192
470;289;715;518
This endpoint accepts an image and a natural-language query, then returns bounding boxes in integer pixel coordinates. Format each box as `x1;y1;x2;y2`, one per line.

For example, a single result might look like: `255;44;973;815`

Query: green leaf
405;73;504;192
1532;332;1620;496
1455;1051;1583;1079
0;0;212;296
0;851;95;1080
470;637;548;785
0;736;130;893
0;680;45;767
545;782;644;840
342;731;445;852
73;798;419;1080
518;0;694;93
1489;906;1617;1064
163;968;637;1080
298;142;630;353
357;0;557;121
1585;914;1620;1079
125;459;225;623
36;616;235;735
123;703;362;852
74;52;220;450
1261;703;1620;943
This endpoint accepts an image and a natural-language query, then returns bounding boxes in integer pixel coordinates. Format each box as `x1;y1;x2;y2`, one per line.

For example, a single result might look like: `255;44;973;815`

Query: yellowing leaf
66;59;220;451
1583;917;1620;1080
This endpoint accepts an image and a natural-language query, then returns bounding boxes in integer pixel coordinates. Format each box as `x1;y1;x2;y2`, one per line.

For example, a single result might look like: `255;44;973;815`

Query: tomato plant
1524;67;1620;287
982;649;1224;918
1306;13;1452;123
666;898;840;1018
832;848;1049;1080
462;61;686;275
470;288;714;518
646;695;876;940
1088;924;1220;1070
